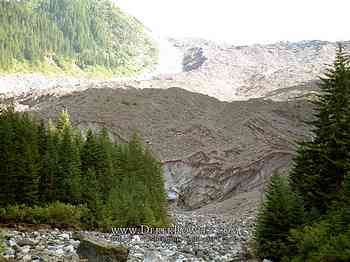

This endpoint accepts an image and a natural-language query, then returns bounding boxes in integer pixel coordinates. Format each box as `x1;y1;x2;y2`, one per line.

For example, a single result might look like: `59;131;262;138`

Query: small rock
31;255;43;262
17;239;35;247
19;245;31;254
6;239;16;247
22;254;32;262
55;248;65;256
144;250;163;262
36;245;45;251
63;244;75;253
59;233;70;240
131;235;141;242
4;247;15;257
69;239;80;248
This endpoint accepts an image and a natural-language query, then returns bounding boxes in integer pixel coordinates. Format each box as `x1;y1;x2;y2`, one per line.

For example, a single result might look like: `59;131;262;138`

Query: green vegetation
254;174;304;261
254;45;350;261
0;108;168;230
0;0;158;76
0;203;88;228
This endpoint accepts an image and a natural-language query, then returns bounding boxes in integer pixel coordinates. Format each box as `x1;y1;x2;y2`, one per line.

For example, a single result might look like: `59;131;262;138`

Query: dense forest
0;0;158;76
0;108;168;229
255;46;350;261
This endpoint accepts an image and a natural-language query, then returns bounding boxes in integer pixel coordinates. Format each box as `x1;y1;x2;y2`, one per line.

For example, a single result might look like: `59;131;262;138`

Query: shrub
0;202;88;228
288;208;350;262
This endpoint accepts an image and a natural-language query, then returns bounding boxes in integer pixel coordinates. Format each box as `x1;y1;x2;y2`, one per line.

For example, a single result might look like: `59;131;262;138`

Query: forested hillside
0;0;158;76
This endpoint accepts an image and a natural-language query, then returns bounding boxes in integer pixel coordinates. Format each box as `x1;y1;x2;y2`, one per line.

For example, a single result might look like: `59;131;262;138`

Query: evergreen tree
0;107;17;205
255;174;305;261
95;128;114;201
57;109;71;131
101;186;125;229
57;126;82;203
80;129;99;175
80;168;102;227
290;45;350;214
143;148;168;225
80;129;103;218
39;121;59;203
51;111;82;203
37;120;48;158
0;108;40;205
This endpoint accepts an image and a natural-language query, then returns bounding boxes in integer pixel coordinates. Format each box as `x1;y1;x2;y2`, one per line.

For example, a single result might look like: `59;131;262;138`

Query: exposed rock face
20;86;313;209
169;39;349;100
165;151;294;209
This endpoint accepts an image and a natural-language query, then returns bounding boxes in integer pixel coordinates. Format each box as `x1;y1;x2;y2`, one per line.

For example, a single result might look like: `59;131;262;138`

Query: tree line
0;108;168;229
255;45;350;261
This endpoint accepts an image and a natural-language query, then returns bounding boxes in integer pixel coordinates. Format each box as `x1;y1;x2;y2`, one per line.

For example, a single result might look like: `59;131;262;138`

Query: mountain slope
20;86;314;209
1;38;346;102
154;39;350;101
0;0;157;76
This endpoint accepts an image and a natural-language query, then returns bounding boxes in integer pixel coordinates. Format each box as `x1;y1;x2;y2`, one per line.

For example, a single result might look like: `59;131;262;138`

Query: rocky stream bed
1;209;256;262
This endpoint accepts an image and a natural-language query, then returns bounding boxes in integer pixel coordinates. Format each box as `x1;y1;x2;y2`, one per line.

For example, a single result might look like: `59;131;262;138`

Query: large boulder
77;238;128;262
182;47;207;71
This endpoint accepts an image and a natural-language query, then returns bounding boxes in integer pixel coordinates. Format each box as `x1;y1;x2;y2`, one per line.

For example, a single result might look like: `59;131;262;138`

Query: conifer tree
37;120;47;159
0;107;17;206
95;128;114;201
52;111;81;203
81;129;99;174
255;174;305;261
0;108;40;205
80;168;102;227
290;45;350;213
101;187;125;228
57;109;71;131
39;122;59;203
143;148;168;225
57;126;82;203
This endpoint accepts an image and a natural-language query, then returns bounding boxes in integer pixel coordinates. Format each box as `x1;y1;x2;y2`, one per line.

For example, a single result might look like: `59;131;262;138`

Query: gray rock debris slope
167;39;349;101
23;86;314;209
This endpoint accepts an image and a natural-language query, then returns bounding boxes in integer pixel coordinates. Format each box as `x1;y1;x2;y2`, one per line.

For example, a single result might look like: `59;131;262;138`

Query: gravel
1;209;256;261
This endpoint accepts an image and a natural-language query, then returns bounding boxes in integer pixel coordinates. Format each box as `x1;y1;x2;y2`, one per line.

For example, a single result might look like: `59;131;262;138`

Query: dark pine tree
51;110;82;204
39;120;59;203
254;174;305;262
290;44;350;214
0;108;40;206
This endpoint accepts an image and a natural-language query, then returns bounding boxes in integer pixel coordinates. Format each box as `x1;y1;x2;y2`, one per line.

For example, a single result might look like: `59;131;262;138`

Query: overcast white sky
117;0;350;45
